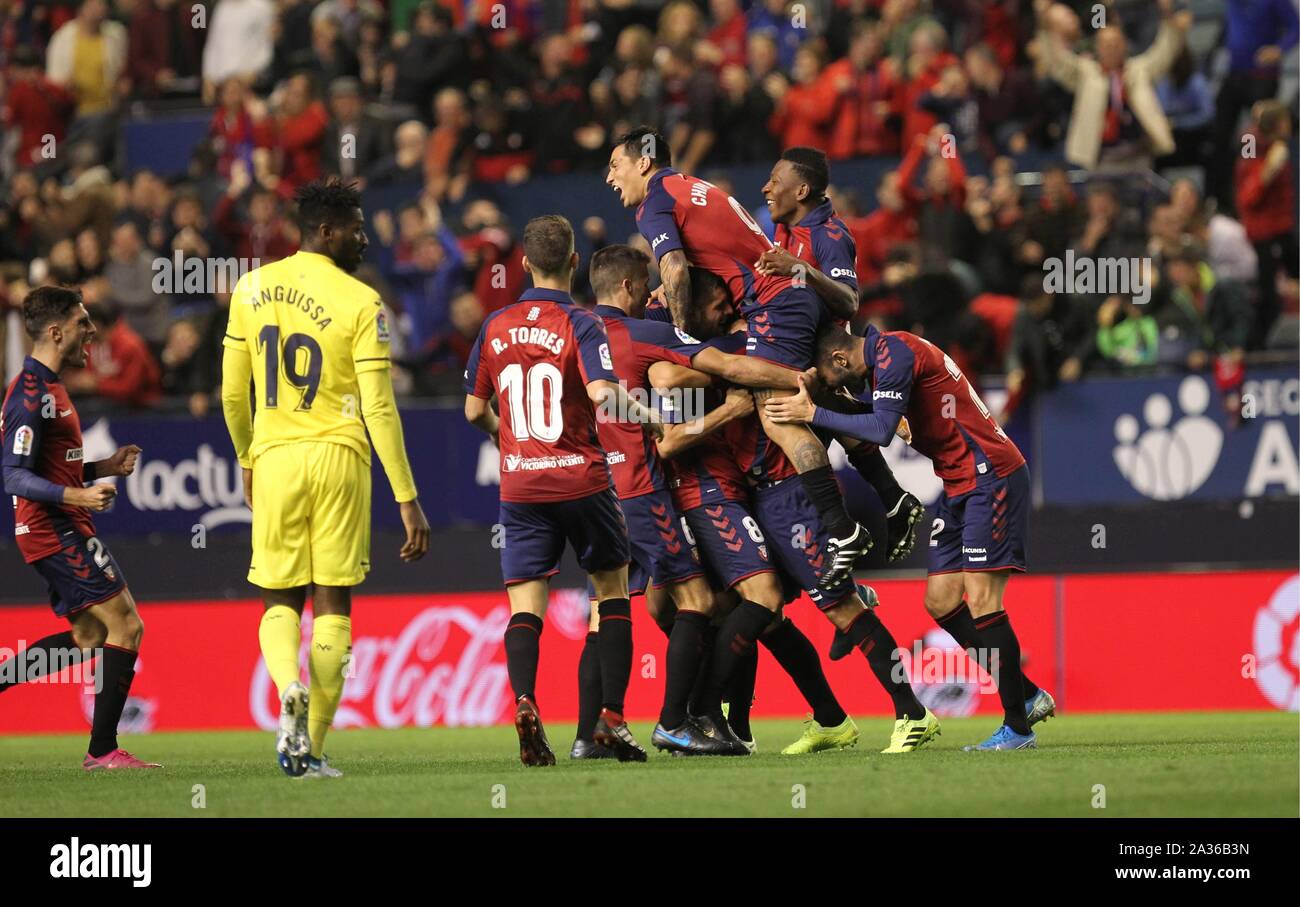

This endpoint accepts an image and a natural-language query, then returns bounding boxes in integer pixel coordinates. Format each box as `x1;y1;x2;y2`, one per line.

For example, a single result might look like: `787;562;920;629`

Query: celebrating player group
466;126;1055;767
0;129;1054;776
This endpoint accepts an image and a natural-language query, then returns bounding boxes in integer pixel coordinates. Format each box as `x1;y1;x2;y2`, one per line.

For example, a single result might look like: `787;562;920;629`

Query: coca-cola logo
250;605;514;729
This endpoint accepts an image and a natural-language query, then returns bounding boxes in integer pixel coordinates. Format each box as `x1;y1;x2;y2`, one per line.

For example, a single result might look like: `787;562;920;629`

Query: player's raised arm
658;249;693;333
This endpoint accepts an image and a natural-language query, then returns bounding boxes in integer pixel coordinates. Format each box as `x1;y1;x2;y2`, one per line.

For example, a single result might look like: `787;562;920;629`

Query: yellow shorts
249;441;371;589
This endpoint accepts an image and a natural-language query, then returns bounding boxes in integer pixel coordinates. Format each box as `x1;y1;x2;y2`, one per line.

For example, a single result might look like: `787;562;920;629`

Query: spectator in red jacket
264;72;329;197
66;302;163;408
896;21;958;151
768;44;837;152
897;123;967;264
698;0;748;70
3;47;76;172
1236;99;1296;346
825;20;900;159
208;77;259;180
847;169;918;287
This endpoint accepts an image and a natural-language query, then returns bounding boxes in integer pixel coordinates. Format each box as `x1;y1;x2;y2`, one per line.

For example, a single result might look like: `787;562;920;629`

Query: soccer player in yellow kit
221;179;430;778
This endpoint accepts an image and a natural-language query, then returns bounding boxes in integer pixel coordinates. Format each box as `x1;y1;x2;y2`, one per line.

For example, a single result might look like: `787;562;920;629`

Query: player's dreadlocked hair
294;178;362;235
23;285;84;340
781;147;830;202
614;126;673;168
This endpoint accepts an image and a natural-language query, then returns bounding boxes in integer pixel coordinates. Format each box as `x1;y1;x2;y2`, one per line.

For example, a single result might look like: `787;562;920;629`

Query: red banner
0;571;1294;734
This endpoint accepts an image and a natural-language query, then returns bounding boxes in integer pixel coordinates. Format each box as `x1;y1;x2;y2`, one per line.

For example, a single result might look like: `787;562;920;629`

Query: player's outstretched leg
760;618;860;755
932;599;1055;728
589;566;647;762
259;592;311;776
827;594;939;754
78;592;161;771
0;630;87;694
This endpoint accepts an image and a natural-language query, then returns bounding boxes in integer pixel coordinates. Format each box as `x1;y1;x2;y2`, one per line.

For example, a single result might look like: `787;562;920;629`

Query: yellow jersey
224;251;394;465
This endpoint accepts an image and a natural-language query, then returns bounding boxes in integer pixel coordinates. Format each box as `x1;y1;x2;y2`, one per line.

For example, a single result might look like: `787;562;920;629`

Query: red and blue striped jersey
465;288;618;503
1;357;95;563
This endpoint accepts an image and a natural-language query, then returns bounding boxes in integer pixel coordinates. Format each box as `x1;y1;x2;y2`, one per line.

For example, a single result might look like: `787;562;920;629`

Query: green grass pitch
1;712;1295;818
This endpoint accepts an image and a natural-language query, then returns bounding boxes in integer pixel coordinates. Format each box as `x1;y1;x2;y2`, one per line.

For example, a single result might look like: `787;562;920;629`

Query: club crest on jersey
65;447;83;462
599;342;613;371
376;310;391;342
12;425;32;456
526;306;541;322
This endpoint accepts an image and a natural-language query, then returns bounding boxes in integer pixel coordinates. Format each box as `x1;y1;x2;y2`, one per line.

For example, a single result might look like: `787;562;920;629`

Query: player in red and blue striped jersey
579;246;814;756
464;216;660;765
767;326;1054;750
606;126;874;604
759;146;927;565
0;286;159;771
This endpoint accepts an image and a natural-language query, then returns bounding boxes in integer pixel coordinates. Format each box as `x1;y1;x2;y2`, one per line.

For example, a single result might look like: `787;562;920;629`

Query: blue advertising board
1035;368;1299;505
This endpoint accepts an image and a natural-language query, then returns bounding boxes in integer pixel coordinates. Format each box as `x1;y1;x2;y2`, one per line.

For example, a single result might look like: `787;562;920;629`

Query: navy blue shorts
682;501;774;590
753;479;858;610
929;465;1030;575
744;286;829;370
499;488;631;585
32;534;128;619
585;489;703;598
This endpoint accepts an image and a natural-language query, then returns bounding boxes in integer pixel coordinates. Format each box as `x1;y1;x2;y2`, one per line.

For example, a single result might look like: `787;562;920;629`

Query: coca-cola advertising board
0;571;1294;735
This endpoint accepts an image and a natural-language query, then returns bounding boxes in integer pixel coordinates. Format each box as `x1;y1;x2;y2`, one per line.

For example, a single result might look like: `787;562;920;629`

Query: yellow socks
258;606;302;699
308;614;352;758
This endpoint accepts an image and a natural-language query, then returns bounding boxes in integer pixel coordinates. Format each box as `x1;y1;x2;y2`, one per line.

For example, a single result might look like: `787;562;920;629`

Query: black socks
576;631;601;742
799;465;855;539
504;612;543;703
660;610;709;730
88;645;138;759
761;617;847;728
969;609;1031;734
843;609;926;720
936;602;1040;698
597;598;633;715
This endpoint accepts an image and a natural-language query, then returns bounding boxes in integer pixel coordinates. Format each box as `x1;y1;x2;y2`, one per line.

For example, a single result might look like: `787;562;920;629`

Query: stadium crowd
0;0;1296;414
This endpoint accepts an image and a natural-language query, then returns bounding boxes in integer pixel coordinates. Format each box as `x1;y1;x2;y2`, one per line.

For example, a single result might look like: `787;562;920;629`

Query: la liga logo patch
376;311;391;343
13;425;33;456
